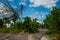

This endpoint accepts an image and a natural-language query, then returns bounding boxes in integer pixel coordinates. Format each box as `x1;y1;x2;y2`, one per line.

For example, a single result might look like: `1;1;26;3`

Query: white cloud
12;5;17;9
0;3;11;15
0;3;5;13
19;0;28;6
19;2;26;6
29;11;45;20
8;0;13;2
21;0;27;2
39;16;44;18
29;0;58;8
37;20;44;24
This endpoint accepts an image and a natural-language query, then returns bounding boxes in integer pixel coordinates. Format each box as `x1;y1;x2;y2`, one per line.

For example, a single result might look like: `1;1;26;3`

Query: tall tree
44;7;60;35
0;0;24;23
23;16;40;33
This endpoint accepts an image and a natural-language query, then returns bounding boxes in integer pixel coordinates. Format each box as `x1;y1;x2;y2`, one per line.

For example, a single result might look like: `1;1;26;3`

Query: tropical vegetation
44;7;60;40
0;16;40;34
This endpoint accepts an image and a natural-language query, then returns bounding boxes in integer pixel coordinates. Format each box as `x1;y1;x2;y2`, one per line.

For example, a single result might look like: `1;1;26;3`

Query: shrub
29;21;40;33
0;16;40;34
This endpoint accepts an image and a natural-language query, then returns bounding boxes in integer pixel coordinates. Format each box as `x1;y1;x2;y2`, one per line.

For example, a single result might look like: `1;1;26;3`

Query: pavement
0;29;48;40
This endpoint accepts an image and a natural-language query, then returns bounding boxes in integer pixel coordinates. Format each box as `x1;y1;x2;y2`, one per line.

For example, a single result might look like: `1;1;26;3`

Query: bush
28;21;40;33
0;16;40;34
0;26;9;33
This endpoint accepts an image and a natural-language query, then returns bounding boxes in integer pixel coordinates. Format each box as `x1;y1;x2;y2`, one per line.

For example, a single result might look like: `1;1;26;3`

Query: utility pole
19;0;26;22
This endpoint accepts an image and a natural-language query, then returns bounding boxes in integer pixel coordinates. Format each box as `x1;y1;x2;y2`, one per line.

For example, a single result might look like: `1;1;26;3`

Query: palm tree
33;18;38;22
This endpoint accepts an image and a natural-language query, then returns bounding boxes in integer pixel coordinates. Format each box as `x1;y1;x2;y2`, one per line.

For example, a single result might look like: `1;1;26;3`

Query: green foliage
44;7;60;35
3;17;10;23
0;26;9;33
29;21;40;33
0;16;40;34
23;16;40;33
11;13;19;23
23;16;32;32
0;19;3;28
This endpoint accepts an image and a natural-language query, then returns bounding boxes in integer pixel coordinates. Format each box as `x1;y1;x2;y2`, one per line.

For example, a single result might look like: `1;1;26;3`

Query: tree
3;17;10;23
0;19;3;28
32;18;38;22
44;7;60;35
29;21;40;33
23;16;40;33
0;0;24;23
23;16;31;32
11;13;19;23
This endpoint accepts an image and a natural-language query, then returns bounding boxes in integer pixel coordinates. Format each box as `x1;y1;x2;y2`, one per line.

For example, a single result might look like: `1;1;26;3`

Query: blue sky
0;0;60;23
